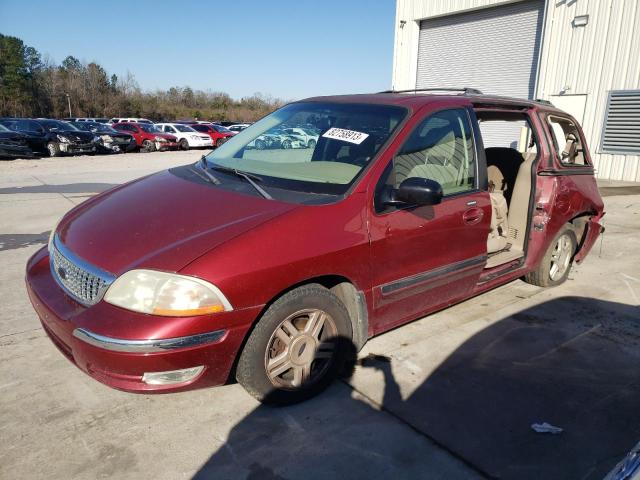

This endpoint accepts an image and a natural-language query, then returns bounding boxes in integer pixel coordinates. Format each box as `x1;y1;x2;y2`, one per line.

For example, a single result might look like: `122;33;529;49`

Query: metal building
392;0;640;182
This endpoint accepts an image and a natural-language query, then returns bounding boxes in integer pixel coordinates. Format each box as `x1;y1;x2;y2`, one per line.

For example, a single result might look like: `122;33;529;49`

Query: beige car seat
487;165;509;253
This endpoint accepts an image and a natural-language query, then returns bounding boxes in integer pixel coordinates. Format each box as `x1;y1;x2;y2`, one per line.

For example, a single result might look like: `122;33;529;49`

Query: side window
391;108;475;195
547;115;587;166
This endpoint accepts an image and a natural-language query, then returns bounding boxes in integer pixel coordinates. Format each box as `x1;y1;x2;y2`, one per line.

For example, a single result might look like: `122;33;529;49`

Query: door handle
463;207;484;225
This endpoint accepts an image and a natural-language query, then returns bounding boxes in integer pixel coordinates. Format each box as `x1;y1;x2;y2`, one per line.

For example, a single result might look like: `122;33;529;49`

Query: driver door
369;107;491;332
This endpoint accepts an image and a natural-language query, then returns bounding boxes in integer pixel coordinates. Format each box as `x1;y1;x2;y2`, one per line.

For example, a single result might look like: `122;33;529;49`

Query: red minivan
26;91;604;404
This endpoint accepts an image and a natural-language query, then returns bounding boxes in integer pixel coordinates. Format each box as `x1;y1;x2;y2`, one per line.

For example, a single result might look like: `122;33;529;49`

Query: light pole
65;93;72;117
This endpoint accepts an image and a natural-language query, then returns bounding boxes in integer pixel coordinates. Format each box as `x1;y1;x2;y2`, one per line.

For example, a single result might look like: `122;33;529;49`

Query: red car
112;122;179;152
26;90;604;404
187;123;236;147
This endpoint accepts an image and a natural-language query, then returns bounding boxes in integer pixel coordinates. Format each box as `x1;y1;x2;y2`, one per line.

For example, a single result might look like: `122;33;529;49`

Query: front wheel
525;226;577;287
180;139;189;150
236;285;354;405
281;139;292;149
307;139;316;149
47;141;61;157
141;140;156;153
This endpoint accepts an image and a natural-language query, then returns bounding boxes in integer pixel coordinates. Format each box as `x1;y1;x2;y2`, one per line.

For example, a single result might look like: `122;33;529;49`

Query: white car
155;123;214;150
227;123;251;132
280;127;319;148
109;117;153;124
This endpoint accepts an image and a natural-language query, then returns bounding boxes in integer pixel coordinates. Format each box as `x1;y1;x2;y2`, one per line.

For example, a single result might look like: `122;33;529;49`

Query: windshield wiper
210;164;273;200
190;156;221;185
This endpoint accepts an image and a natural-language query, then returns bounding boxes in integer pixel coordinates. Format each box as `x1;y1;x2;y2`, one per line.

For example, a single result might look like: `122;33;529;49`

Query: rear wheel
525;226;577;287
255;139;266;150
236;285;353;405
47;142;61;157
282;139;292;149
141;140;155;153
180;139;189;150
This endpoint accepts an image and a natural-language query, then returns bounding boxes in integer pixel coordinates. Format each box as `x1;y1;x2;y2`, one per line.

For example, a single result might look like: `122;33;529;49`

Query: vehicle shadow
0;183;118;195
0;231;50;251
193;296;640;480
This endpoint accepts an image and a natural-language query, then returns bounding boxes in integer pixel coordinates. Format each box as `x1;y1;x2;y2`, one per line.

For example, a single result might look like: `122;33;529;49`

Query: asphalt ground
1;151;639;479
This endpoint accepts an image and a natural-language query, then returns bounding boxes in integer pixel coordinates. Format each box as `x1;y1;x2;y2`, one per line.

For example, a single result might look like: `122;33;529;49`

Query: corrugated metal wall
536;0;640;182
393;0;640;182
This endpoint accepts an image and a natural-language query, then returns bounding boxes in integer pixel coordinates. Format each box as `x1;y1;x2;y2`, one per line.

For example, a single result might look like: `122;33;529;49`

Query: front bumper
26;247;260;393
189;138;214;148
60;143;97;154
156;141;179;151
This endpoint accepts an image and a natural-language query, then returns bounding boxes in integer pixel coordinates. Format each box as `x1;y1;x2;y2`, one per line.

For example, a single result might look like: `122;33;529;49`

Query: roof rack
535;98;555;106
379;87;483;95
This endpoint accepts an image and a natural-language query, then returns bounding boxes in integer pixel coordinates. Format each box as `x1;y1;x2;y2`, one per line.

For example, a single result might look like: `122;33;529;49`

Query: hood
58;168;297;274
58;130;95;142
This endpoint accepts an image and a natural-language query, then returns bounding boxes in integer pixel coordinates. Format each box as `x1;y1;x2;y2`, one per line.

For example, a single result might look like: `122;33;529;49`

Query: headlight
57;134;70;143
93;136;101;143
104;269;232;316
101;135;113;142
154;136;167;142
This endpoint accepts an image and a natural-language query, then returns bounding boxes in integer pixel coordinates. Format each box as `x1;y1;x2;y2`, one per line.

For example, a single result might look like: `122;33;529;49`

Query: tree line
0;33;285;122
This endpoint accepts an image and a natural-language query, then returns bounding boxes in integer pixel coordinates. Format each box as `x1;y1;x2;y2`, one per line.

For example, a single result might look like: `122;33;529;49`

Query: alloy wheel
264;309;337;389
549;233;573;281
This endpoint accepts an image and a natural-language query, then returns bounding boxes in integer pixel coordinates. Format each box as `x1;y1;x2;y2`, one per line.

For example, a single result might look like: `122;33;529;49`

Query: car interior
477;111;539;269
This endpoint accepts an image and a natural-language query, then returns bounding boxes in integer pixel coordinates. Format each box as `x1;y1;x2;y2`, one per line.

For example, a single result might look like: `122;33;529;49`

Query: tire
142;140;156;153
282;139;292;150
525;226;577;287
180;139;189;150
307;139;316;149
215;138;224;148
47;142;61;157
236;284;354;405
255;139;266;150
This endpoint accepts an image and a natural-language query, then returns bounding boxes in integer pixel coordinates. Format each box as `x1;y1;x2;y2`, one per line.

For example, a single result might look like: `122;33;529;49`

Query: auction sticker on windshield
322;127;369;145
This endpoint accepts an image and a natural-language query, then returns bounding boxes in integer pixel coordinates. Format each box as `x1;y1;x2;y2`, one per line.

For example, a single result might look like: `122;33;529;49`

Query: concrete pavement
1;152;638;479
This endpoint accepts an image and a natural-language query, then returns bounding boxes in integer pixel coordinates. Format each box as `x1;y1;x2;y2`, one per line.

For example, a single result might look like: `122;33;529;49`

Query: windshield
42;120;79;131
139;124;161;133
213;124;232;133
175;125;196;133
204;102;406;195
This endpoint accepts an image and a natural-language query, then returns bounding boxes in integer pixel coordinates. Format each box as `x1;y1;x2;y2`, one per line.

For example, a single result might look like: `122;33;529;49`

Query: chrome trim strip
72;328;226;353
380;255;487;296
50;234;116;306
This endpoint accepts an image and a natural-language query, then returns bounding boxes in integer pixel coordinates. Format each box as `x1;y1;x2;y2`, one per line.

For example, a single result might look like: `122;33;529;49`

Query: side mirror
391;177;443;207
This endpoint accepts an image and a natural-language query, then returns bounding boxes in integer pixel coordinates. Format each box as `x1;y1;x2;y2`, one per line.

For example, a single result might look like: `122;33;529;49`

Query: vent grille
601;90;640;154
508;227;520;240
50;237;114;306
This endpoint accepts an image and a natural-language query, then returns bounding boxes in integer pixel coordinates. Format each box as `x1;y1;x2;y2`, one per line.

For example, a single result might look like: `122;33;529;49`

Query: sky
0;0;396;101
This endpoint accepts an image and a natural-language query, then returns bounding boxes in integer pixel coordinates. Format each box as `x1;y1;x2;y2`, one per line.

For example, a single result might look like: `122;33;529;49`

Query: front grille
50;236;115;306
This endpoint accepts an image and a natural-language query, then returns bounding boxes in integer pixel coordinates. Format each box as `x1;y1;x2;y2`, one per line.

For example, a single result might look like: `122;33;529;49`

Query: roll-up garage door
416;0;545;147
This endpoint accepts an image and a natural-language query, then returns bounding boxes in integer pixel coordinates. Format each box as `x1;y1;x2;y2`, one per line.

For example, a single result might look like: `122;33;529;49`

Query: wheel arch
226;274;369;383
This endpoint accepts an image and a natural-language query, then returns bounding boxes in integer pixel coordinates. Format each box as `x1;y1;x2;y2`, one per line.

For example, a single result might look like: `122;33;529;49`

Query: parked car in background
247;128;304;150
108;117;153;125
280;127;319;149
215;121;239;127
0;118;97;157
112;122;178;152
72;121;136;153
64;117;110;124
0;123;35;159
155;123;214;150
227;123;251;133
185;123;236;147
